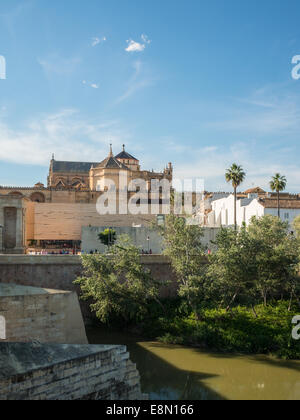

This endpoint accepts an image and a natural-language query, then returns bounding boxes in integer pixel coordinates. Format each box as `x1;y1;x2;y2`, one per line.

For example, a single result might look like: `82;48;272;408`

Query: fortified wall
0;283;87;344
0;254;178;295
0;343;145;400
0;255;178;324
0;271;147;400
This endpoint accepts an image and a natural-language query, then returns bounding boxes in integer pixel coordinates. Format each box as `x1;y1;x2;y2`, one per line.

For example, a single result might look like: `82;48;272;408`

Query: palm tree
270;173;287;218
225;164;246;230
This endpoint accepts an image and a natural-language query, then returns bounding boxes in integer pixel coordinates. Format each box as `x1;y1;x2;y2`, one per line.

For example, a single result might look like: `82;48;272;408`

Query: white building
208;193;300;229
194;188;300;230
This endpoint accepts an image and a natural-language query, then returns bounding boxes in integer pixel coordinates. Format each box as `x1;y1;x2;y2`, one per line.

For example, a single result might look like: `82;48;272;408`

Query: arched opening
72;181;81;187
71;178;85;189
54;179;67;189
30;192;46;203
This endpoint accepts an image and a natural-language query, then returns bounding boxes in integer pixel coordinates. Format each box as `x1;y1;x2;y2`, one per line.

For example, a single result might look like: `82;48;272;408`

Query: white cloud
1;107;299;192
91;36;107;47
92;37;100;47
207;85;300;135
115;60;153;104
125;34;151;53
141;34;151;44
172;140;300;193
82;80;99;89
0;110;129;168
125;40;145;53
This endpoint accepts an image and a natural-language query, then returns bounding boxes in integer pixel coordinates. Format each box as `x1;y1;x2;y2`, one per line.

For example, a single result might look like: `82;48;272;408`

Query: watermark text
0;315;6;340
95;172;204;216
0;56;6;80
292;315;300;340
292;55;300;80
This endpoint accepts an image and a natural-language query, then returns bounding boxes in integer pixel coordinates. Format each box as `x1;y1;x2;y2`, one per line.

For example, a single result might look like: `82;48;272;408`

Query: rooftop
258;198;300;209
52;160;98;174
244;187;266;195
96;156;129;170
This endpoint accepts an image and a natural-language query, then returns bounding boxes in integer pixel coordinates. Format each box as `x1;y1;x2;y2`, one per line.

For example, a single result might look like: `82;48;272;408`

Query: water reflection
87;326;300;401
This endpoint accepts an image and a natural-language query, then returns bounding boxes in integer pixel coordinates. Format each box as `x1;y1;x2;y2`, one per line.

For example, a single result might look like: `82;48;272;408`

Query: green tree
208;216;300;312
225;164;246;230
75;235;162;324
98;228;117;248
247;215;299;307
207;226;259;314
162;214;208;319
293;215;300;237
270;173;287;218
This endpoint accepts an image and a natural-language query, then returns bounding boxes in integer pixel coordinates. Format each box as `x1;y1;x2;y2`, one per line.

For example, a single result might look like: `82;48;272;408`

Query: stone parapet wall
0;284;88;344
0;255;178;322
0;254;178;297
0;343;146;400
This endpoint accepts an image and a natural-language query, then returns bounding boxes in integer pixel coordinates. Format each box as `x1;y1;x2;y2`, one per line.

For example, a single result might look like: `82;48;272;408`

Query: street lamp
147;236;150;254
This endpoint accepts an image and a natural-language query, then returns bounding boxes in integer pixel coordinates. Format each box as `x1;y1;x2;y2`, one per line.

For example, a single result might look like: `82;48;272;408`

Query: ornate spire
123;144;125;152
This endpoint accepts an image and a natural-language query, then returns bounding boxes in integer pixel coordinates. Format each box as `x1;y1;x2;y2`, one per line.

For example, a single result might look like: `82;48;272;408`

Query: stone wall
0;255;178;321
33;203;156;240
0;254;178;296
0;284;88;344
0;195;28;254
0;342;146;400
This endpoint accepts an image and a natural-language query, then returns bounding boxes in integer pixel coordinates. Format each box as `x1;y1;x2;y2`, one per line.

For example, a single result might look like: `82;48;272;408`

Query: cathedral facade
0;145;173;205
0;146;173;251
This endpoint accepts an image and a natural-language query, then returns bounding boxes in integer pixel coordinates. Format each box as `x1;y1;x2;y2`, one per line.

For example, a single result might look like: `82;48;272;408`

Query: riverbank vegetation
145;300;300;360
75;215;300;360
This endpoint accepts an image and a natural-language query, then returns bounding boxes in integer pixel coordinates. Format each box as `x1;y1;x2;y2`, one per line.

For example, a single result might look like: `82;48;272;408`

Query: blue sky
1;0;300;191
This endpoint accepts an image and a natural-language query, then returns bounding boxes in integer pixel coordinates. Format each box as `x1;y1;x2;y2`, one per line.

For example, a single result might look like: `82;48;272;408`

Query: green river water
87;327;300;401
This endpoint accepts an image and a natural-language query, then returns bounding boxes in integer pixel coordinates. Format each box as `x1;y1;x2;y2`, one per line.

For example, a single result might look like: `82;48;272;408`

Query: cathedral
0;146;173;253
0;145;173;204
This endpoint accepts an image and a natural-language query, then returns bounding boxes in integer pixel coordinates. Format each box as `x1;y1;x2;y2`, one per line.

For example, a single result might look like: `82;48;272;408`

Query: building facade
196;187;300;229
0;145;173;205
0;195;30;254
0;146;173;252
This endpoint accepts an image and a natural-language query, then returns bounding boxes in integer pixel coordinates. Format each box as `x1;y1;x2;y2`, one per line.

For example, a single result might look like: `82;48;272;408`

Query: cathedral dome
115;145;139;162
95;144;129;170
96;156;129;170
